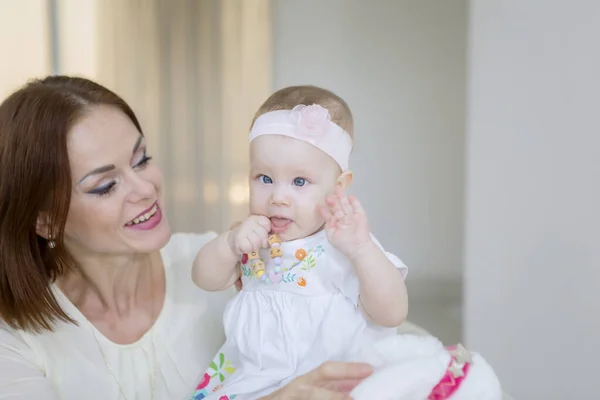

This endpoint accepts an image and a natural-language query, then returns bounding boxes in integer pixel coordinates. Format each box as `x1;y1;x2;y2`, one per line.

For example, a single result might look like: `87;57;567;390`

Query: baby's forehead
251;154;321;175
249;134;340;174
252;135;318;158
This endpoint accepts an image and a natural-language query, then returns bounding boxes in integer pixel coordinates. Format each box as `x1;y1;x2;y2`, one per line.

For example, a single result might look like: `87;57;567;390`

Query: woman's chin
125;218;172;252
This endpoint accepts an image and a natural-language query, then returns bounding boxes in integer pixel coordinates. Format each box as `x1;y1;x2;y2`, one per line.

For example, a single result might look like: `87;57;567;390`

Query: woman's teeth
126;204;158;226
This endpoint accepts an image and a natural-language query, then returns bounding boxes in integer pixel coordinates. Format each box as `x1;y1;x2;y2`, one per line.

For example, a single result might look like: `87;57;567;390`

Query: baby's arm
192;232;240;291
192;215;271;291
351;240;408;327
321;186;408;327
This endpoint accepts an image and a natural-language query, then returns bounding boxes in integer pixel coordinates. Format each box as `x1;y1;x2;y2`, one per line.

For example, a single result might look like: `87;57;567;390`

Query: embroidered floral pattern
300;254;317;271
241;258;265;278
298;245;325;271
313;244;325;257
295;248;307;261
280;272;295;284
210;352;236;379
191;352;237;399
241;244;326;285
241;263;252;277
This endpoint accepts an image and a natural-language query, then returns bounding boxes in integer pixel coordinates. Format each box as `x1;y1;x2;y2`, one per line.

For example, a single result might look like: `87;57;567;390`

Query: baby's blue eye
293;178;306;187
259;175;273;184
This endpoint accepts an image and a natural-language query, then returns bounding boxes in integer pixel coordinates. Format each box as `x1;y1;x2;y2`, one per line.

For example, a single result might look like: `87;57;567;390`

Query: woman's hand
262;361;373;400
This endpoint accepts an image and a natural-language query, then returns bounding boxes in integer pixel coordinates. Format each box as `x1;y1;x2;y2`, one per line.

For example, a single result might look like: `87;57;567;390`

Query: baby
190;86;408;399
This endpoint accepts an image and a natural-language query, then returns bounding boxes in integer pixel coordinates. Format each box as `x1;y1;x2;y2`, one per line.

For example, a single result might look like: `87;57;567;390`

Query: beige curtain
0;0;52;100
91;0;272;233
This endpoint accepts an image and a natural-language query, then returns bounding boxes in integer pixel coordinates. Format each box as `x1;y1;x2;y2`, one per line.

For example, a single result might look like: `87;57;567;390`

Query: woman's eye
293;177;306;187
259;175;273;184
89;181;116;197
134;153;152;168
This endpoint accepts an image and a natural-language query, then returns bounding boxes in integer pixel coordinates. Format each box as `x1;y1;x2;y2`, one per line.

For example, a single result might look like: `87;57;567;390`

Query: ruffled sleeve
332;233;408;306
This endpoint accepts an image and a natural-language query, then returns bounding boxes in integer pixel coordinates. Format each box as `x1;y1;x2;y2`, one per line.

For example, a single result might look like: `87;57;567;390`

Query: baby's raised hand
319;186;372;260
227;215;271;256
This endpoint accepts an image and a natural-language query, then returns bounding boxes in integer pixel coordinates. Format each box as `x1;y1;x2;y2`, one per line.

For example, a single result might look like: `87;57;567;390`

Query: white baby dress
191;229;407;400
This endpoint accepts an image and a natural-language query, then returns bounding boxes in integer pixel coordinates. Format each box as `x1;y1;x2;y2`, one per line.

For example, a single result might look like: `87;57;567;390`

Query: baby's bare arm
192;231;240;291
193;216;271;291
352;242;408;327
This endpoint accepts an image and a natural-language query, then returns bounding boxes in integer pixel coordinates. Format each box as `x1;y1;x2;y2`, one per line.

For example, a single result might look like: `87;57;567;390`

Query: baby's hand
319;186;372;260
227;215;271;256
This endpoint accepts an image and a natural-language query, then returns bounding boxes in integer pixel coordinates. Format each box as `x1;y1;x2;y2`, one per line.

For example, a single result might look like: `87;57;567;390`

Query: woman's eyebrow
77;136;143;184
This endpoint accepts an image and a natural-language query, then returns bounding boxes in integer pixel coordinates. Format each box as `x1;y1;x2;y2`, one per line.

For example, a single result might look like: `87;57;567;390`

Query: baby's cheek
249;187;268;212
308;200;326;224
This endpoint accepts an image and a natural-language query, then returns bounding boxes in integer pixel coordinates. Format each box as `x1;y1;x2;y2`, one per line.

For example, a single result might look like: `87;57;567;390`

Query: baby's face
249;135;341;241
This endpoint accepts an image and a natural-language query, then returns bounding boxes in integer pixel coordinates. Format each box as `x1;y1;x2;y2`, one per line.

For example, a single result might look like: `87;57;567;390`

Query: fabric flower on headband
290;104;331;141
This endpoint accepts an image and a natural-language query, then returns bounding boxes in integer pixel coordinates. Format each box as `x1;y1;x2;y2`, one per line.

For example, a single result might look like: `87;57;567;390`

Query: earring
48;237;55;249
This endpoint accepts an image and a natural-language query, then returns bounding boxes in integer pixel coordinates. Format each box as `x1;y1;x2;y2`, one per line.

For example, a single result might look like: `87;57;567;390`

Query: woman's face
62;105;171;258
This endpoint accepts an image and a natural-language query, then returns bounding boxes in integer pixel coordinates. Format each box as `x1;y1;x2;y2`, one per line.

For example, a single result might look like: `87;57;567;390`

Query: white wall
271;0;467;285
465;1;600;398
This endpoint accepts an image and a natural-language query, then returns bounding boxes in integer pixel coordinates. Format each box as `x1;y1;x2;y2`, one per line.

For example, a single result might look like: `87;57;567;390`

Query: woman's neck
58;251;162;318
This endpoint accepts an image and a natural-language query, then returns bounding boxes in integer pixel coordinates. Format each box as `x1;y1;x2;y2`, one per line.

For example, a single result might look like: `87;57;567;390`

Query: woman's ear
336;170;354;189
36;212;51;239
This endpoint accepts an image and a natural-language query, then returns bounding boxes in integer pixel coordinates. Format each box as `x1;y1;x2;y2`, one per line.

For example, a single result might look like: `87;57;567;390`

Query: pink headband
248;104;353;171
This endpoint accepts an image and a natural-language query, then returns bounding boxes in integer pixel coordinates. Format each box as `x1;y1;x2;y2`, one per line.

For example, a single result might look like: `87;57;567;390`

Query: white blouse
0;232;234;400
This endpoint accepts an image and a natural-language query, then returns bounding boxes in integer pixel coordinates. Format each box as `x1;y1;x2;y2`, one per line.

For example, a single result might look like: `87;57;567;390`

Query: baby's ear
336;170;353;189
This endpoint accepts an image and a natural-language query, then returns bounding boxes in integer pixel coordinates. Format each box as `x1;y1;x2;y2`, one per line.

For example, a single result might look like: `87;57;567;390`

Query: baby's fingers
238;238;254;254
319;203;333;221
252;224;270;248
254;215;272;232
326;195;345;220
336;186;353;215
348;195;365;214
248;231;265;251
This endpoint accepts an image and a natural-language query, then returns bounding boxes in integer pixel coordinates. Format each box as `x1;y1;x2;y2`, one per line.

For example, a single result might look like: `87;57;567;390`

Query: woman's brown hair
0;76;143;332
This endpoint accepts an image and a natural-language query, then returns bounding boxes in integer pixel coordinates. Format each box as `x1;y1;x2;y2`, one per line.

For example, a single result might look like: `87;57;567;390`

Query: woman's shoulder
161;231;218;266
160;231;235;303
0;319;23;343
0;319;40;365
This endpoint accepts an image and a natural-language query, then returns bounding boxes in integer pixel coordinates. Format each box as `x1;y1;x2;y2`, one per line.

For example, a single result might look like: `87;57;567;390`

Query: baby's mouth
270;217;292;234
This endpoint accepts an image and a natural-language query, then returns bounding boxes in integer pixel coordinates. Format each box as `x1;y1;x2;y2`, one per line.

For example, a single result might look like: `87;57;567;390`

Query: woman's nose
127;171;155;203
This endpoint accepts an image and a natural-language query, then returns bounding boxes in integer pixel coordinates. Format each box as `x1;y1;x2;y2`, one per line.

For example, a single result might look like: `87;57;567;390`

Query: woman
0;76;372;399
